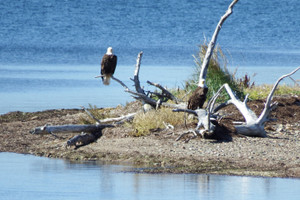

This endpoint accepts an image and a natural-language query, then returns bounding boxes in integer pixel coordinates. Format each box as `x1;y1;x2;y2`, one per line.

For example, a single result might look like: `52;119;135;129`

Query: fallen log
30;123;114;148
67;132;102;149
30;124;114;135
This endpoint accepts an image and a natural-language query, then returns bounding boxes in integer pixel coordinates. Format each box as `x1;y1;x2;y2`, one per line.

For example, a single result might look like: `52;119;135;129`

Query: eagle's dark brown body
101;50;117;85
187;87;208;110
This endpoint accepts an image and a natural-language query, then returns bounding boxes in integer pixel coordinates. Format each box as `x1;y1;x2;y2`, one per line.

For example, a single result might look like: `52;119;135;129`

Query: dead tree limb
131;51;145;94
81;105;136;124
147;80;179;103
188;0;239;109
99;112;136;124
213;67;300;137
257;66;300;125
30;124;114;135
109;52;187;109
30;124;114;148
173;108;215;140
174;67;300;140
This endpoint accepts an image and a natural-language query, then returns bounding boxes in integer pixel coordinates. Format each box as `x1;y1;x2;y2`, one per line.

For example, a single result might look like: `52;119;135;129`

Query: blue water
0;0;299;114
0;153;299;200
1;1;300;198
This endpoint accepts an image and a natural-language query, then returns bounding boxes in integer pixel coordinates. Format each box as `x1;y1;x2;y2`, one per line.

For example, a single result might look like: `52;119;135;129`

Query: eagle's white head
106;47;113;55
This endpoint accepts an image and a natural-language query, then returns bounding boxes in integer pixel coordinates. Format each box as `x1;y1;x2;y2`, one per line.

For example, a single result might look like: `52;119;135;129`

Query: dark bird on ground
187;87;208;110
100;47;117;85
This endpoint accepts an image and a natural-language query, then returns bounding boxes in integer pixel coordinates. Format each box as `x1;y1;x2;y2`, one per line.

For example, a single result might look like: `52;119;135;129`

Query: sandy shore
0;96;299;178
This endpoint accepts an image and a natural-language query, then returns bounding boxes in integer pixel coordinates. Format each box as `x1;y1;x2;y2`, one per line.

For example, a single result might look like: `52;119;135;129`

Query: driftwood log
188;0;239;109
30;124;113;135
176;67;300;140
30;123;114;148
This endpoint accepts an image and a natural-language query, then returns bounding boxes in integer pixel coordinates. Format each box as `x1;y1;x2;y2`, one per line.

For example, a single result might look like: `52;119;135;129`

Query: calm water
1;1;300;198
0;0;300;114
0;153;299;200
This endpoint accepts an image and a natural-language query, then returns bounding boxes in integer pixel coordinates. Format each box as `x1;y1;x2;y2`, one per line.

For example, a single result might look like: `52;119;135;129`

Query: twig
81;106;101;124
147;81;179;103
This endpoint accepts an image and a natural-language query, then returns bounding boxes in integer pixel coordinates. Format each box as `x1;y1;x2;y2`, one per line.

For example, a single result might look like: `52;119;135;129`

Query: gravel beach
0;96;299;178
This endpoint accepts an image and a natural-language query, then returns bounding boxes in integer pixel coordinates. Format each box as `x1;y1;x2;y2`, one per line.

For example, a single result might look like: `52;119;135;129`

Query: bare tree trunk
188;0;239;110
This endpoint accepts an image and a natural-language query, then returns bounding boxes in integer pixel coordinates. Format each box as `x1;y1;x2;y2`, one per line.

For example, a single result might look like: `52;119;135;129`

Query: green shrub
186;43;245;102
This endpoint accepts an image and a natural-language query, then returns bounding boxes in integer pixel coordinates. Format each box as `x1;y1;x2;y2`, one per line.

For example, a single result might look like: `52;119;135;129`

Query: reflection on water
0;153;299;200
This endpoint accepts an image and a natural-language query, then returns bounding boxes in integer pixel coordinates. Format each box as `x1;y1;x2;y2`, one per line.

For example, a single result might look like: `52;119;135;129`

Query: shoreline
0;97;299;178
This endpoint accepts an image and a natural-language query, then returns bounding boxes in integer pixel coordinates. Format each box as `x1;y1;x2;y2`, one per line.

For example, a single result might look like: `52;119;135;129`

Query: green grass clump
244;84;300;100
186;43;244;102
131;108;193;137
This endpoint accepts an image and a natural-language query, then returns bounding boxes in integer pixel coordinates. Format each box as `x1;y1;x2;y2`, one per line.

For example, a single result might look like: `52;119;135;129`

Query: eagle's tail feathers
102;75;111;85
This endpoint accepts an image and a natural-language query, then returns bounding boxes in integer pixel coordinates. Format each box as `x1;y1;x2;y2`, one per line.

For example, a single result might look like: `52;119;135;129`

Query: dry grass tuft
130;107;194;137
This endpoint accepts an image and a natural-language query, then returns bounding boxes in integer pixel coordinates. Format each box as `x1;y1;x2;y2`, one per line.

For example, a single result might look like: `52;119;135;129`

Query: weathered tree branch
110;52;187;110
198;0;239;87
257;66;300;124
30;123;114;148
175;67;299;140
99;112;136;124
131;52;145;94
147;81;179;103
30;124;114;135
188;0;239;110
211;67;300;137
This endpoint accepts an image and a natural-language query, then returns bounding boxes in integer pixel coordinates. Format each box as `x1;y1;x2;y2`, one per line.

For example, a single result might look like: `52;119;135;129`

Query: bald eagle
101;47;117;85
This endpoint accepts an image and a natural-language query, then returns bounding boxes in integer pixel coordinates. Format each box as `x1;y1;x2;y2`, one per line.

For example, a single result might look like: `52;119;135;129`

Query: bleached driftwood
188;0;239;109
131;51;145;94
30;124;114;135
198;0;239;88
98;112;136;124
109;51;186;110
173;108;216;141
81;106;136;124
146;81;180;104
30;123;114;148
174;67;299;140
212;67;300;137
